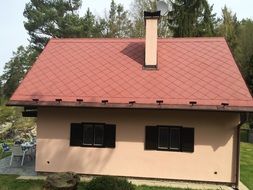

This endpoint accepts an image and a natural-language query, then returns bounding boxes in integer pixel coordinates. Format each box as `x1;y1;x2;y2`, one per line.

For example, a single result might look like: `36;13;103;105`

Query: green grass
240;130;249;142
135;186;191;190
79;183;191;190
0;175;194;190
0;151;11;160
0;175;44;190
240;142;253;190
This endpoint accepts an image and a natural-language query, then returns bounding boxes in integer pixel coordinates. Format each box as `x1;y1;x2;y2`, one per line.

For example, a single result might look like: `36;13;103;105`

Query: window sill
82;145;105;148
157;148;181;152
70;145;115;149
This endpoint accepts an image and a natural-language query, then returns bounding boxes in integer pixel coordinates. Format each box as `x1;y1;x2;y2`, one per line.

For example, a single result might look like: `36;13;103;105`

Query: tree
168;0;217;37
245;55;253;93
217;6;240;57
237;19;253;92
23;0;84;50
237;19;253;66
83;8;106;38
130;0;156;37
1;46;39;99
130;0;171;37
104;0;133;38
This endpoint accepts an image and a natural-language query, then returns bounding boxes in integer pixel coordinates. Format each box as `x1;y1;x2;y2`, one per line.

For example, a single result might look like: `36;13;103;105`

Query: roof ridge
50;37;226;43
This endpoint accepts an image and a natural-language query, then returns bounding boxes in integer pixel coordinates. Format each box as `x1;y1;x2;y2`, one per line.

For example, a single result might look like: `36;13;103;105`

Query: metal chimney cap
144;11;161;19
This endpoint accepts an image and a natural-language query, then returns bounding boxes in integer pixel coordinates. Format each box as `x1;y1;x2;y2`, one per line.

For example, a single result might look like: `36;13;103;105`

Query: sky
0;0;253;75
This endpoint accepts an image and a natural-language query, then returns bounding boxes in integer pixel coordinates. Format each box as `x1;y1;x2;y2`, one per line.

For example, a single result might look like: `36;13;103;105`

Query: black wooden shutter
181;128;194;152
104;124;116;148
70;123;83;146
145;126;158;150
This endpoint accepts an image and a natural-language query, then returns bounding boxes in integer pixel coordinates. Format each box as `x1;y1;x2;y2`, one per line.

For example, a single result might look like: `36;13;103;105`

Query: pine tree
218;6;241;64
1;46;39;98
23;0;84;50
105;0;133;38
245;55;253;93
237;19;253;93
217;6;240;55
83;8;106;38
168;0;217;37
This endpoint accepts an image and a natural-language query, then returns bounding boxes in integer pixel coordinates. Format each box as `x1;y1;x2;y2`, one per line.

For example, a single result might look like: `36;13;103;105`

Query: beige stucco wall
36;107;240;183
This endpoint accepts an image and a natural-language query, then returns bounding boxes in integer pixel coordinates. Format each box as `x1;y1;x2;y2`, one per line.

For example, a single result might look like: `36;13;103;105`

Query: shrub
250;122;253;129
85;176;135;190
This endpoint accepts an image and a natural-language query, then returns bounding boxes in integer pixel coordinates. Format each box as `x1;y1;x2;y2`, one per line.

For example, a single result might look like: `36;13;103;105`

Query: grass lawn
0;175;44;190
240;142;253;190
136;186;192;190
240;130;249;142
0;175;194;190
0;151;11;160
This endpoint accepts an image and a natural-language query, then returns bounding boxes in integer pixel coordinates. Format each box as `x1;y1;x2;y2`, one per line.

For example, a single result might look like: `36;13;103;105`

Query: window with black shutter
104;124;116;148
181;128;195;152
145;126;158;150
94;124;104;146
70;123;83;146
70;123;116;148
145;126;194;153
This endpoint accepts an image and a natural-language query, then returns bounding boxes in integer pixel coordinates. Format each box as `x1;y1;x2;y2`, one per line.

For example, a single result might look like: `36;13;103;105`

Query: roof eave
6;100;253;113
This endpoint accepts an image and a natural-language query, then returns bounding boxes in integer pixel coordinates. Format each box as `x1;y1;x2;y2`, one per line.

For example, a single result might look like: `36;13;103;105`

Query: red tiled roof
9;38;253;111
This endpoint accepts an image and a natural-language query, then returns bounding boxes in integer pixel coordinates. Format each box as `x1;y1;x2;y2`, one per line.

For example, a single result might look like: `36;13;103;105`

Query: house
8;11;253;188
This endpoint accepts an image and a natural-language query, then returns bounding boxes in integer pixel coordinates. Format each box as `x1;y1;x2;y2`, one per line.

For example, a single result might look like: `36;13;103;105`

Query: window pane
158;127;169;149
94;125;104;146
83;124;94;145
170;128;180;150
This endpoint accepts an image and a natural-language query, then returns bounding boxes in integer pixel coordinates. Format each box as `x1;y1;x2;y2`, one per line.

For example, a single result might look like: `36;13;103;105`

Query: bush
85;176;135;190
250;122;253;129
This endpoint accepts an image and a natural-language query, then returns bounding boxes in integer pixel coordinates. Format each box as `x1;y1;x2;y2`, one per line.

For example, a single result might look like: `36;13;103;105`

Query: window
70;123;116;148
83;124;94;145
158;127;169;149
94;124;104;146
170;128;180;150
83;124;104;146
145;126;194;153
158;126;181;151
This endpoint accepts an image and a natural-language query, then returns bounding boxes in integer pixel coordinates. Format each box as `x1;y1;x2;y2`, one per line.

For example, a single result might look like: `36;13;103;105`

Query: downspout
234;124;241;190
234;113;248;190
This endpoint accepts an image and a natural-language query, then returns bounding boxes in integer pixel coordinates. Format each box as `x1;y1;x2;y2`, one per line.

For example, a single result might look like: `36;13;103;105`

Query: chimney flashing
142;65;158;70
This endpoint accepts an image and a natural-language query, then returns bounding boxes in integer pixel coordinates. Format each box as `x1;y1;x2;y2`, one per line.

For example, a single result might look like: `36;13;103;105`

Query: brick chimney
144;11;161;68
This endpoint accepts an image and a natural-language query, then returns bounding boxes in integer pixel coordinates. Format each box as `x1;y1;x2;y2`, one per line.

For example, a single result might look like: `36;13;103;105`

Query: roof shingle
10;38;253;109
